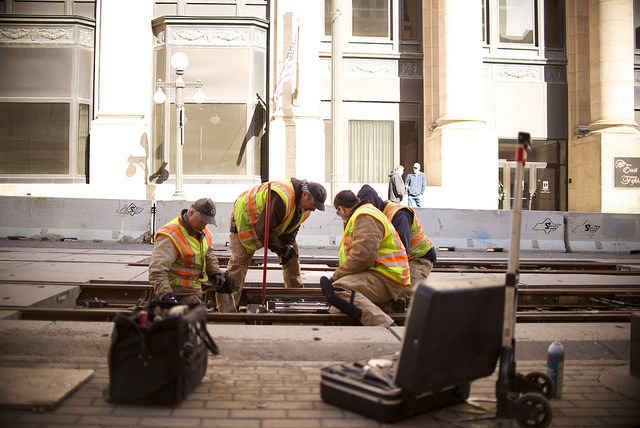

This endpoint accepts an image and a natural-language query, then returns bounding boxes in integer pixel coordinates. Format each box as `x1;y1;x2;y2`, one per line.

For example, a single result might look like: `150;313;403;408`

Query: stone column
588;0;637;131
568;0;640;213
423;1;497;209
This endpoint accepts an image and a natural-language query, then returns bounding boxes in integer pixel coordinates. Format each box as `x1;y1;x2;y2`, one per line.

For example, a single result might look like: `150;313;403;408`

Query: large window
0;103;70;175
166;103;255;176
352;0;389;37
324;0;393;39
348;120;393;182
499;0;536;45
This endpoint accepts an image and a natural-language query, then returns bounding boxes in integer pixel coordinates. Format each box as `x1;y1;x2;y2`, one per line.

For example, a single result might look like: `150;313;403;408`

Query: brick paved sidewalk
0;355;638;428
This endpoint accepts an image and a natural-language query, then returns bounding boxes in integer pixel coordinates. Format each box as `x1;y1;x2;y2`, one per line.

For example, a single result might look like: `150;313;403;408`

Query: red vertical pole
261;182;271;306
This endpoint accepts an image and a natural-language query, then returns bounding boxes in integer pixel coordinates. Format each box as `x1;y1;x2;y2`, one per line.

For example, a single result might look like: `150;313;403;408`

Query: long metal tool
503;131;531;346
261;182;272;306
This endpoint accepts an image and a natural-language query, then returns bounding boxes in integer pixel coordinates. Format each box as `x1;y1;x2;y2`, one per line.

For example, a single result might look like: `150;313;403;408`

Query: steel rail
1;306;634;324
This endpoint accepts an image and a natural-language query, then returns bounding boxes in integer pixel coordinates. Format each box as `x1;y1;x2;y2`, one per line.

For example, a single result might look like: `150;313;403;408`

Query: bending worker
149;198;233;305
357;184;437;292
218;178;327;312
321;190;410;327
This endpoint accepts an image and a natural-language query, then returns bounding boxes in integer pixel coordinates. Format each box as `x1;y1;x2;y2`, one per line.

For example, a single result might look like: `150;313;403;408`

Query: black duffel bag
105;302;219;405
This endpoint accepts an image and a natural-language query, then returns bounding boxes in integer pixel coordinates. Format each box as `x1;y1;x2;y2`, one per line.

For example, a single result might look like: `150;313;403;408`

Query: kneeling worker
357;184;437;289
149;198;233;305
321;190;410;327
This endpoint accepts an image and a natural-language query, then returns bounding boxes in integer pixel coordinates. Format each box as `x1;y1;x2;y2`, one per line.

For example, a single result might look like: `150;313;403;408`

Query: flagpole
292;25;301;104
331;0;344;201
263;0;271;183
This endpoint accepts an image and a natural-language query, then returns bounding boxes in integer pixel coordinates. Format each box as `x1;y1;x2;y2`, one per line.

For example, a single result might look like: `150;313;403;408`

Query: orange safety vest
338;203;410;286
233;180;310;252
155;216;213;290
382;202;434;259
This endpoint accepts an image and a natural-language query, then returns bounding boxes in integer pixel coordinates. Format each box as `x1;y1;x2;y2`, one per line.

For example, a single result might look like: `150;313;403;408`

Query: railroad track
1;280;638;324
3;254;640;274
1;305;635;324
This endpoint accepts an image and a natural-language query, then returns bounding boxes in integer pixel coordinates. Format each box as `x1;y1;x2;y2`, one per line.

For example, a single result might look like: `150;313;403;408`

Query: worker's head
300;181;327;212
188;198;217;232
413;162;421;171
333;190;360;221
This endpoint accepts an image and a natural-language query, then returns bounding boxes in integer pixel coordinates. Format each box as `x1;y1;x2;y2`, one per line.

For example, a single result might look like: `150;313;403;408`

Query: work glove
277;244;296;265
162;292;179;304
213;272;235;294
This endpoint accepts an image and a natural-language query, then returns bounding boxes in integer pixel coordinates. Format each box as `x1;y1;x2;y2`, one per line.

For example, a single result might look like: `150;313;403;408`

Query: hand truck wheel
515;393;553;428
524;371;555;399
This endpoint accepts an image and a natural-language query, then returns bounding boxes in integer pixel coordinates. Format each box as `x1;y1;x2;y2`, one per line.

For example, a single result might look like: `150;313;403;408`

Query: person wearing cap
357;184;436;298
320;190;410;327
405;162;427;207
149;198;233;305
219;178;327;312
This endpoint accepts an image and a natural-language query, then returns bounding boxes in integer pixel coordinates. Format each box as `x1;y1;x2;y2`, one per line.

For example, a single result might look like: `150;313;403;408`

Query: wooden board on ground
0;367;94;410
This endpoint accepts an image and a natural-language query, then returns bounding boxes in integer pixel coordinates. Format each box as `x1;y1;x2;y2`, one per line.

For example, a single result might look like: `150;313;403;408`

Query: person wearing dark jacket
388;165;405;203
357;185;437;294
321;190;410;327
219;178;327;312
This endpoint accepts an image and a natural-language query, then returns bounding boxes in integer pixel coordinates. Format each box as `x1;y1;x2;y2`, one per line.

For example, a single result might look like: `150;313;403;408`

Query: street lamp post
154;52;205;199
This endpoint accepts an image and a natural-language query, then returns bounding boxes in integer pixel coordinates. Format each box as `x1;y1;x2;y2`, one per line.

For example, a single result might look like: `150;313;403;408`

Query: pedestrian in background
149;198;233;306
405;162;426;207
388;164;405;203
221;178;327;312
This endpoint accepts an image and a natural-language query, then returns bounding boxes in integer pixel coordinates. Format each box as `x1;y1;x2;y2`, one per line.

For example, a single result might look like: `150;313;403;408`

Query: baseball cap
413;162;421;169
192;198;217;226
306;182;327;211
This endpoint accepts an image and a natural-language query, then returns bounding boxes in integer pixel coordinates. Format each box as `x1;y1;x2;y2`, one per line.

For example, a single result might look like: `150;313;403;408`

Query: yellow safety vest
155;216;213;290
233;180;310;253
382;202;434;259
338;204;410;286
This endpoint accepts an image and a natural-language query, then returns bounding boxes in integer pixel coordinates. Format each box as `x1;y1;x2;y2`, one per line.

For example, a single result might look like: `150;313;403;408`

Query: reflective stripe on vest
383;202;433;258
233;180;310;252
338;204;410;286
154;216;212;290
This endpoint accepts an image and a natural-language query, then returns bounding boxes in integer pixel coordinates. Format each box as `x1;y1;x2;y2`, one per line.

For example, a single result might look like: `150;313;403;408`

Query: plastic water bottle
546;340;564;398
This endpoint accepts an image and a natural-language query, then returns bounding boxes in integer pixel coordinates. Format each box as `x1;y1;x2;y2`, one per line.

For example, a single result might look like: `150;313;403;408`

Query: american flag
271;33;298;104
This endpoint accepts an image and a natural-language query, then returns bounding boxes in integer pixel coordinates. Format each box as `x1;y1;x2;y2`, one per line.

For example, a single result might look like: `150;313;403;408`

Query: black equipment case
106;302;219;405
320;276;505;423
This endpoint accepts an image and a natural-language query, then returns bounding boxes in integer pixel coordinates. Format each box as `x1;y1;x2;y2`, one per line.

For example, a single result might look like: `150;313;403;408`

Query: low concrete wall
415;208;565;252
565;212;640;253
1;196;639;253
0;196;152;242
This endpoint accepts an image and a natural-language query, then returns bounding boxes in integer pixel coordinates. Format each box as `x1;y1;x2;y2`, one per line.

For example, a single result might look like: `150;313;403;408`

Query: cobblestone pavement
0;356;638;428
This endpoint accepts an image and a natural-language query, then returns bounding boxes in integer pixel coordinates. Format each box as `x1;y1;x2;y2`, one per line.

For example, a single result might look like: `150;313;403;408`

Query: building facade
0;0;638;213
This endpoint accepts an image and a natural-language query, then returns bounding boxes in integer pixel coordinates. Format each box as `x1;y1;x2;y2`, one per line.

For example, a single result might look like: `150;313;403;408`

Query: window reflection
499;0;535;44
353;0;389;38
169;103;252;176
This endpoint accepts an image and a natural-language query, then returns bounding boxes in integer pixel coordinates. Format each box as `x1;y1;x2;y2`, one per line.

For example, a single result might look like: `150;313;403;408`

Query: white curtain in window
349;120;393;182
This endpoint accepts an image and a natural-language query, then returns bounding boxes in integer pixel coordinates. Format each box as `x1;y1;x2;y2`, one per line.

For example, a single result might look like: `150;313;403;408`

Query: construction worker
321;190;410;327
357;184;437;294
149;198;234;305
218;178;327;312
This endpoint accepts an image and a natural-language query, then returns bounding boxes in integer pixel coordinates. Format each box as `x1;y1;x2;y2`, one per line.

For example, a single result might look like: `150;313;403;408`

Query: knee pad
320;276;362;321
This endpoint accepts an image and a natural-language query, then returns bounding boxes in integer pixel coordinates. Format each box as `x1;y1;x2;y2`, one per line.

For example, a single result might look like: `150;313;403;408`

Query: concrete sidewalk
0;322;638;427
0;240;639;426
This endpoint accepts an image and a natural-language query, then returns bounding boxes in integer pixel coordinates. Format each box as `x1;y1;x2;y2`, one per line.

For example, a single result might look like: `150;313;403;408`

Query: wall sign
614;158;640;188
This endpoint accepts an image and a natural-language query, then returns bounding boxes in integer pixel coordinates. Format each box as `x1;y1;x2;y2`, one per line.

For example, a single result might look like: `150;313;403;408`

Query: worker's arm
148;234;179;300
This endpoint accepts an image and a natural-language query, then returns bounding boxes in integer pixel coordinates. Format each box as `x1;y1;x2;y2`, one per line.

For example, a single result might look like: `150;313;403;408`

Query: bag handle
195;319;219;355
